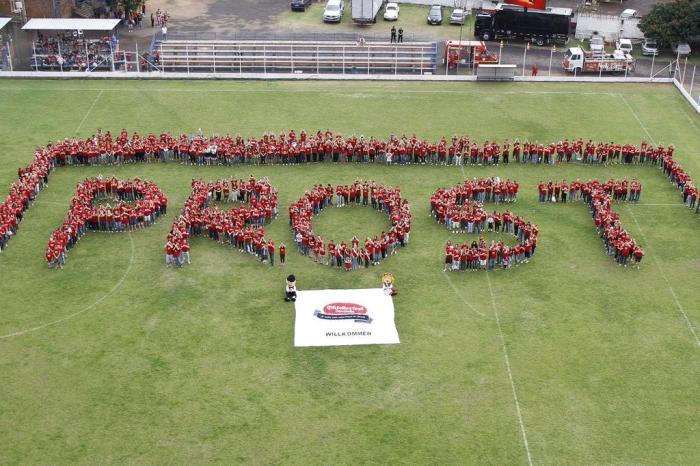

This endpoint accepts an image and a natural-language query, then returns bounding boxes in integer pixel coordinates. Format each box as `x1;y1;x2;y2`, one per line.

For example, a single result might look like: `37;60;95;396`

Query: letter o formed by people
46;177;168;268
289;182;411;271
430;179;539;271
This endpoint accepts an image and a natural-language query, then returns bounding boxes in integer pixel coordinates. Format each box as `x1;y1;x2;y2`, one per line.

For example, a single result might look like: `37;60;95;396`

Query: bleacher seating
31;32;116;71
154;40;438;74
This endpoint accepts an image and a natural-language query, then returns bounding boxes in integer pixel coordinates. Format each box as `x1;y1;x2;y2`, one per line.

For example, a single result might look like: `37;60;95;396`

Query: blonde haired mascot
382;272;397;297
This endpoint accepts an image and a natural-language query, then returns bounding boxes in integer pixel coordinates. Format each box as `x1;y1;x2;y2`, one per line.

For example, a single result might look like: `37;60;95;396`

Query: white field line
0;232;135;340
0;87;618;96
619;93;699;348
626;206;700;348
632;203;686;206
442;269;487;318
486;272;534;466
442;163;486;319
73;89;104;136
678;106;700;132
619;93;656;145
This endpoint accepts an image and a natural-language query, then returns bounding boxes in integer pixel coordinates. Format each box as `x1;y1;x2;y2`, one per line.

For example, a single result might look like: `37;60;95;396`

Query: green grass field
0;80;698;464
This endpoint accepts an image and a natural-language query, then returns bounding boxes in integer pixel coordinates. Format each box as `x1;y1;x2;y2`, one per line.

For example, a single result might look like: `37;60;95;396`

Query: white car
590;36;604;53
323;0;344;23
616;38;633;54
384;2;399;21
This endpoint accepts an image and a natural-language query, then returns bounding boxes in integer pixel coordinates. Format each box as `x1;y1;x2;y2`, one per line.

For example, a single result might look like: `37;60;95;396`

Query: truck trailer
563;47;635;74
474;4;571;45
352;0;384;24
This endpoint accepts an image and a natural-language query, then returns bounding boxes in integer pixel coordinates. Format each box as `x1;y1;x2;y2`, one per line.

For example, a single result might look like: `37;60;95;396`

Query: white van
323;0;344;23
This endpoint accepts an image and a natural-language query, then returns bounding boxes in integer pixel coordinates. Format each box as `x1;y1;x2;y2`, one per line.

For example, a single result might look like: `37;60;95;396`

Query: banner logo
314;302;373;323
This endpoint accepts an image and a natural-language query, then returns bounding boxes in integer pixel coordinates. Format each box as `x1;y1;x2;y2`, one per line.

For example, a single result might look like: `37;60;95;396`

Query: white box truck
352;0;384;24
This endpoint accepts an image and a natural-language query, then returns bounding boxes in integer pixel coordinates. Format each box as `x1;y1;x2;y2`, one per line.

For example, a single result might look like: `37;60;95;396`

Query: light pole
498;40;503;64
549;44;555;76
522;42;529;76
457;18;464;74
649;50;655;79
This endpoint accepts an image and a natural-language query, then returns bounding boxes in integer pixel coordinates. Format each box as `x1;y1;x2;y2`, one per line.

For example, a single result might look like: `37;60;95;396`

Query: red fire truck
443;40;499;69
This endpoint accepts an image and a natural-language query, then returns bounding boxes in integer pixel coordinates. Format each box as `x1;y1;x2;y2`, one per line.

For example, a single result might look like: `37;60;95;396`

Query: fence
1;38;11;71
674;63;700;112
158;30;430;45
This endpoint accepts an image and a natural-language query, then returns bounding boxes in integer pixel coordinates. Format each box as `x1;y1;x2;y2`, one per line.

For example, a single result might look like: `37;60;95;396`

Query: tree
119;0;145;15
638;0;700;47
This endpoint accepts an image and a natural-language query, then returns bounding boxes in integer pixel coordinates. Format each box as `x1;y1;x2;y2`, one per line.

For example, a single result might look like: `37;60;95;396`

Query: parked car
323;0;344;23
590;36;604;53
427;5;443;25
620;9;637;19
641;39;658;56
384;2;399;21
616;38;633;54
671;43;691;56
449;8;467;25
290;0;312;12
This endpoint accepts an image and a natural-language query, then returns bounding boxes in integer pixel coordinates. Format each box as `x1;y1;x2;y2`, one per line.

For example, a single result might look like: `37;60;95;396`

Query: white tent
22;18;121;31
0;17;12;31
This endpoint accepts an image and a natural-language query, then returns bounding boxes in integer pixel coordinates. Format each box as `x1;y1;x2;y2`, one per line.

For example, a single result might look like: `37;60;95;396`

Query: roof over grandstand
22;18;121;31
0;17;12;30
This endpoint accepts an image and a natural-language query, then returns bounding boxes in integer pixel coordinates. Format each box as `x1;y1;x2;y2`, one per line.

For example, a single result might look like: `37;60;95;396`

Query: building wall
574;12;644;42
0;0;74;18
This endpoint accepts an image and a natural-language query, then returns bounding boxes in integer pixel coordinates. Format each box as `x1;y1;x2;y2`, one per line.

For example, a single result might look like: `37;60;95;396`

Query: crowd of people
151;8;171;28
1;129;696;265
29;129;683;168
663;154;700;213
165;177;279;267
431;179;539;271
32;33;115;71
538;179;642;203
45;178;167;268
288;181;411;271
584;180;645;267
536;178;645;266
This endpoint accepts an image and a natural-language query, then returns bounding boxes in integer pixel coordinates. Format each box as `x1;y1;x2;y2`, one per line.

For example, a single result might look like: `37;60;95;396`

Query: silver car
323;0;344;23
449;8;467;25
641;39;658;56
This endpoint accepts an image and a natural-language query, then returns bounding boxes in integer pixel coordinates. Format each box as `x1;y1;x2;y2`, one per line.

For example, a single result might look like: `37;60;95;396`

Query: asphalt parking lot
126;0;696;83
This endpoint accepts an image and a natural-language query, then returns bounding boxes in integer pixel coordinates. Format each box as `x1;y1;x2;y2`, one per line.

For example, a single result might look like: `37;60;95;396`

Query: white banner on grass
294;288;400;347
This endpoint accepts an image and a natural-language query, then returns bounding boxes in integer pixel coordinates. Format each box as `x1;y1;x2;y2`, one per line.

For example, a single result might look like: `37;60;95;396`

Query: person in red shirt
267;240;275;266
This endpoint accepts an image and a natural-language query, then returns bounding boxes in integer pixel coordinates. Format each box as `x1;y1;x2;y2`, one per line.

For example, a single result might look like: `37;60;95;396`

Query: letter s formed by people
431;179;538;271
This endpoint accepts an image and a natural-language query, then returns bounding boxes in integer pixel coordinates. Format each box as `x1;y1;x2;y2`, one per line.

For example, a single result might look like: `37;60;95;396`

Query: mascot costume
382;272;397;297
285;274;297;302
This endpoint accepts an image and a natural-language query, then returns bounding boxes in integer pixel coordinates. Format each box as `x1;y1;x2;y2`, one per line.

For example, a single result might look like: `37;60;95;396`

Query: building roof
22;18;121;31
0;17;12;31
